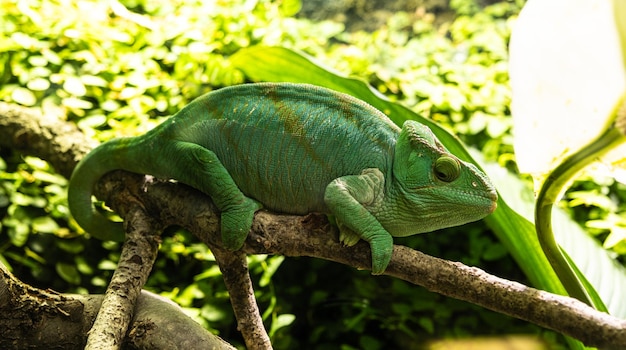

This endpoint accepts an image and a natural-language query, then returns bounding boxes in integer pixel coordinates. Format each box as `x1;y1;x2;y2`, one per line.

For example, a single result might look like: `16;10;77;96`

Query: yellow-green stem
536;118;626;307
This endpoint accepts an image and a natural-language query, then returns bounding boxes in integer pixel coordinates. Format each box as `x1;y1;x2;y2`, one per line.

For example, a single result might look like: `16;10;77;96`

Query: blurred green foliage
2;0;620;348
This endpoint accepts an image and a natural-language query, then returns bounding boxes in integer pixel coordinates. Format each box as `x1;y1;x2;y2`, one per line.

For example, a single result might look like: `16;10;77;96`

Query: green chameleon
68;83;497;274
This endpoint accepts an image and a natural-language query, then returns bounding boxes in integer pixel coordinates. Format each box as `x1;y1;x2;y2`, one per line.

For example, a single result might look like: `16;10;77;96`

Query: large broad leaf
230;46;626;346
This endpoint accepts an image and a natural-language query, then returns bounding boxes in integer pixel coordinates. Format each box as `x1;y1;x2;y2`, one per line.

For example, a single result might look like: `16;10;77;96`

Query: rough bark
84;206;161;350
212;247;273;350
0;262;235;350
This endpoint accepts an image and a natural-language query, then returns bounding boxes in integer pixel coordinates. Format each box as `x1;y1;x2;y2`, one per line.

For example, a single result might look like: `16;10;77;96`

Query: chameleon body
68;83;497;274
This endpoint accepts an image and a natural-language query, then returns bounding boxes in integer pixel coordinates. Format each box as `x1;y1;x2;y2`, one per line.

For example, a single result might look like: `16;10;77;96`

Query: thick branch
0;262;234;349
127;291;236;349
0;102;95;178
0;261;89;349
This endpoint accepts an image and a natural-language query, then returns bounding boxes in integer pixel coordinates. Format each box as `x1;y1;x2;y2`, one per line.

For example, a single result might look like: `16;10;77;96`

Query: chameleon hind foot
220;198;262;250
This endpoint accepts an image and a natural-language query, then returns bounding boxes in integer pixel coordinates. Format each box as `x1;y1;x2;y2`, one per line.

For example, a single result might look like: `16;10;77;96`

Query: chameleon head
384;120;498;237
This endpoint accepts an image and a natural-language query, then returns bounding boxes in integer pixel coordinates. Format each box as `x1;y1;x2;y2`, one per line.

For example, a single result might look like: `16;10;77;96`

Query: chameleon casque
68;83;497;274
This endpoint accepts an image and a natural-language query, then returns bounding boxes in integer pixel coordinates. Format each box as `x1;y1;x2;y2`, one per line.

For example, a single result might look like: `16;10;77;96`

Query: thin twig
211;247;272;350
85;206;161;350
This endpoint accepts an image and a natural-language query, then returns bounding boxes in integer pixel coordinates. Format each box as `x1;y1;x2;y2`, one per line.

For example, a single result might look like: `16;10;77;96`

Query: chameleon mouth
465;188;498;214
487;197;498;213
485;188;498;203
482;190;499;213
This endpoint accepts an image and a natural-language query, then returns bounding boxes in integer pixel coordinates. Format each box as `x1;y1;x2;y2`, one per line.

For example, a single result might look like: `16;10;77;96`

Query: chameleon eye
433;156;461;183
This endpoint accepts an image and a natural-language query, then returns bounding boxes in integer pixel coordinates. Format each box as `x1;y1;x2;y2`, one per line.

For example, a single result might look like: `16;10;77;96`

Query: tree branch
2;102;626;349
0;102;95;179
98;171;272;349
211;246;272;350
122;178;626;349
84;205;161;350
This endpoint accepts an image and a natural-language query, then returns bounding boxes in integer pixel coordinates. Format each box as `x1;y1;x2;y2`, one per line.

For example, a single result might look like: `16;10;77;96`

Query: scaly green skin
68;83;497;274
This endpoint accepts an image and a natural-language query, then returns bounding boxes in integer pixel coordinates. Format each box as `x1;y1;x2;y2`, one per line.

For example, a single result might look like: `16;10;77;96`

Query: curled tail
68;139;131;241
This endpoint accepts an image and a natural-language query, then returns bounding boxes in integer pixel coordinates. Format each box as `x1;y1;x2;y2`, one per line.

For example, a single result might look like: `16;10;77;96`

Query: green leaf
481;242;508;261
97;260;118;270
63;76;87;96
7;222;30;247
56;262;81;285
75;255;94;275
0;254;12;271
56;239;85;254
31;216;59;234
279;0;301;17
62;96;93;110
259;255;285;287
200;303;229;322
11;87;36;106
359;335;382;350
417;317;435;334
269;313;296;337
27;78;50;91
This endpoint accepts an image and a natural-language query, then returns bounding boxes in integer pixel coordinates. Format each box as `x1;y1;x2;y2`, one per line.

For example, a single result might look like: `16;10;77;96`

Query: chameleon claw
338;222;361;246
220;198;262;250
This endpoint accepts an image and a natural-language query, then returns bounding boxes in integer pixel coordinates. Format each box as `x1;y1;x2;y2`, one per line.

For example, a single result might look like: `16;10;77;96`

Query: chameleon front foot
369;234;394;275
338;222;361;247
220;198;262;250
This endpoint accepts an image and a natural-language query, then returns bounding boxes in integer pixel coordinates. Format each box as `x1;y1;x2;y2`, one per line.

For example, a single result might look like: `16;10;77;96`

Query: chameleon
68;82;498;274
